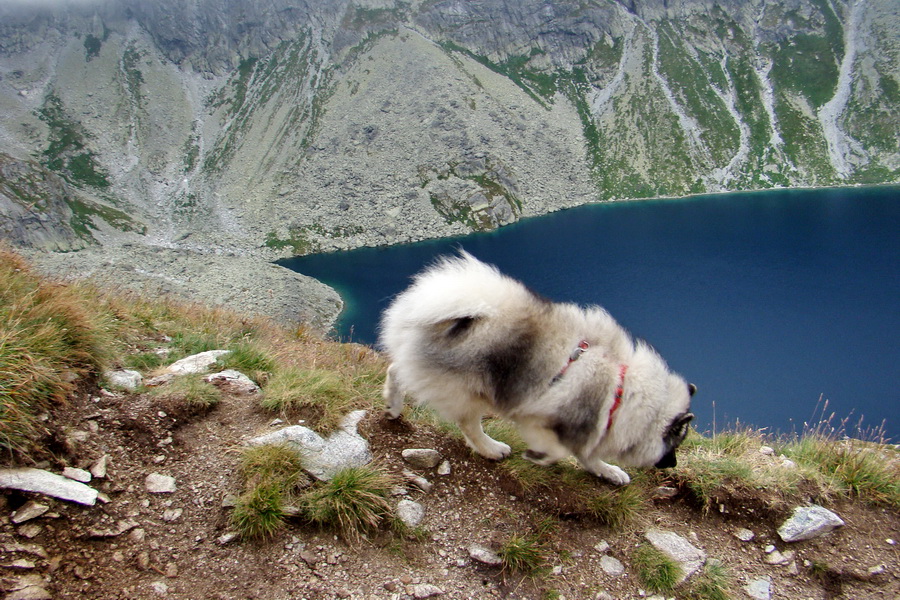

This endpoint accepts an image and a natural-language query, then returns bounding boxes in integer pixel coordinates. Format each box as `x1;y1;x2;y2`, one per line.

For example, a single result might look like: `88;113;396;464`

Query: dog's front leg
578;455;631;485
383;364;404;419
457;412;511;461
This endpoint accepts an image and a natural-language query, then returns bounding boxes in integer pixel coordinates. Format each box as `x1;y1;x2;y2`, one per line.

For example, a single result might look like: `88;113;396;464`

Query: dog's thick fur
379;252;695;485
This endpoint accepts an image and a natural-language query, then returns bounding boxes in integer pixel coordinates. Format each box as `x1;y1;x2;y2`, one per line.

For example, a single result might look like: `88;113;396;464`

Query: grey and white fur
379;252;695;485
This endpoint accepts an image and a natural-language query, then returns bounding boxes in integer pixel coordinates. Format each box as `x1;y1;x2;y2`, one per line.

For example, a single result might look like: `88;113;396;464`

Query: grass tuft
0;246;113;455
261;366;367;432
498;532;551;575
149;373;222;412
300;465;395;542
216;340;276;384
231;444;305;540
633;543;682;593
685;559;733;600
231;480;289;540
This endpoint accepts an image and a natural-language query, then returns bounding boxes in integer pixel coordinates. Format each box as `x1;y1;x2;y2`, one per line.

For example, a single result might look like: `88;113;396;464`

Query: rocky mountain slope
0;0;897;325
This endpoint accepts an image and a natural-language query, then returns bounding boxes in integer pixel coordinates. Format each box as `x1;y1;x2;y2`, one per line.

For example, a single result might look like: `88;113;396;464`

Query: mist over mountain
0;0;897;322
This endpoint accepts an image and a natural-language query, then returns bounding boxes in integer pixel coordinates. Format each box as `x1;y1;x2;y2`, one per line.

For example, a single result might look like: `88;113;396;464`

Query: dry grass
0;246;113;455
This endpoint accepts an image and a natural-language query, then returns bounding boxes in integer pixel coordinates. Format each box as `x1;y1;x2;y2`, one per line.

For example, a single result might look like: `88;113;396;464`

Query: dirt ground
1;381;898;600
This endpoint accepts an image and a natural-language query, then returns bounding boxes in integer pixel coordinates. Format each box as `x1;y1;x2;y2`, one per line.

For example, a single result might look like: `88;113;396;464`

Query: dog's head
610;374;695;470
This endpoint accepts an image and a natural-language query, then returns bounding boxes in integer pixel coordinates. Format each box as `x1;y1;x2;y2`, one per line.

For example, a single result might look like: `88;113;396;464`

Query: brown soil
2;382;898;600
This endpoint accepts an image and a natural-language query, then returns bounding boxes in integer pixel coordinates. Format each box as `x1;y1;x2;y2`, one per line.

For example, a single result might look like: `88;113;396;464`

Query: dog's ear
688;383;697;397
667;412;694;445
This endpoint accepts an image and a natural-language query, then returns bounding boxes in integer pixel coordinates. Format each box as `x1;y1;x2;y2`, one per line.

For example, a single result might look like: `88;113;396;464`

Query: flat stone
204;369;260;394
62;467;91;483
412;583;443;598
6;586;52;600
594;540;610;553
11;501;50;524
644;529;706;582
145;473;177;493
778;505;844;542
396;499;425;528
162;508;183;522
104;369;143;391
90;455;110;479
0;468;98;506
402;470;433;493
744;576;771;600
402;448;442;469
468;544;502;566
764;550;794;565
248;410;371;481
734;528;755;542
600;555;625;576
166;350;231;375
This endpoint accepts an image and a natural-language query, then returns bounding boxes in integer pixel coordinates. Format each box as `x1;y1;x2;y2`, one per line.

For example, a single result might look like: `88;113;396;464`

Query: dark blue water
281;186;899;437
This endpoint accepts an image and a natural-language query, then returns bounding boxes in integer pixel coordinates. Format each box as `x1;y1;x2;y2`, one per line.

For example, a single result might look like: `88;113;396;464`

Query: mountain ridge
0;0;897;326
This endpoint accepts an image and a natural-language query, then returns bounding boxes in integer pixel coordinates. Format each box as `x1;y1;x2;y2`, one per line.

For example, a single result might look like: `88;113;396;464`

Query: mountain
0;0;897;323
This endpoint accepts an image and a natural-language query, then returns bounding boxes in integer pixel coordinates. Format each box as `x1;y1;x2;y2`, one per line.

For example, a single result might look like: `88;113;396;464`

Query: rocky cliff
0;0;897;325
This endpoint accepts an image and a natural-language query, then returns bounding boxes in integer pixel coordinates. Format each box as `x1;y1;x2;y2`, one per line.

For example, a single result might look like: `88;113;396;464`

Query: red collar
551;340;590;384
607;364;628;431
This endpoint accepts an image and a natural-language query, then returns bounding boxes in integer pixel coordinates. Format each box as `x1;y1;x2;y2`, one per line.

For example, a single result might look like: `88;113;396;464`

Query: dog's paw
478;440;512;461
588;462;630;486
523;449;555;466
602;465;631;486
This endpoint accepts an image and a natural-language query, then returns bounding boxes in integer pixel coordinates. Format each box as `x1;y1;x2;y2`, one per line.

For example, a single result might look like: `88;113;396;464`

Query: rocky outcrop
1;1;897;330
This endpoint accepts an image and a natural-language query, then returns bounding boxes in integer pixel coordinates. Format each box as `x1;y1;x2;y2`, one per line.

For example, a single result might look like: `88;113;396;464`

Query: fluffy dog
379;252;695;485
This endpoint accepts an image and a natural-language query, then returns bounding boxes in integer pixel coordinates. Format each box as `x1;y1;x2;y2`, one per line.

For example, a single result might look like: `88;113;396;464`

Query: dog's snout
655;449;677;469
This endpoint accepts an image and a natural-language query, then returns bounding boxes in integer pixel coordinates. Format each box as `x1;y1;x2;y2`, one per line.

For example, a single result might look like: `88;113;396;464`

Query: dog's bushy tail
390;251;528;327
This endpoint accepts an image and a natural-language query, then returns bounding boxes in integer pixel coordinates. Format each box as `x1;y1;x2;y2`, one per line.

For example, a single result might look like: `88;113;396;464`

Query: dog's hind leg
456;410;511;461
383;364;405;419
517;421;570;467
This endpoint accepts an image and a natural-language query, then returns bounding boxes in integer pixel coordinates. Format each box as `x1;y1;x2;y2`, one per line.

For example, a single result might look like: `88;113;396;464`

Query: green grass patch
215;340;276;384
260;366;367;432
685;559;734;600
231;444;305;540
498;532;551;575
633;543;682;593
148;373;221;412
301;465;395;542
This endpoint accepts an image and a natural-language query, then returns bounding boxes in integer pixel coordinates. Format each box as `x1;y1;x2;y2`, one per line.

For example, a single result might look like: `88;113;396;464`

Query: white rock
165;350;231;375
437;460;452;476
777;505;844;542
744;576;771;600
594;540;610;553
412;583;443;598
204;369;260;394
145;473;177;494
0;468;98;506
759;446;775;455
248;410;371;481
62;467;91;483
90;455;110;478
600;555;625;576
734;528;755;542
150;581;169;595
105;369;143;391
402;448;442;469
11;501;50;524
396;499;425;528
468;544;502;566
402;470;433;493
644;530;706;582
6;585;52;600
162;508;183;522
